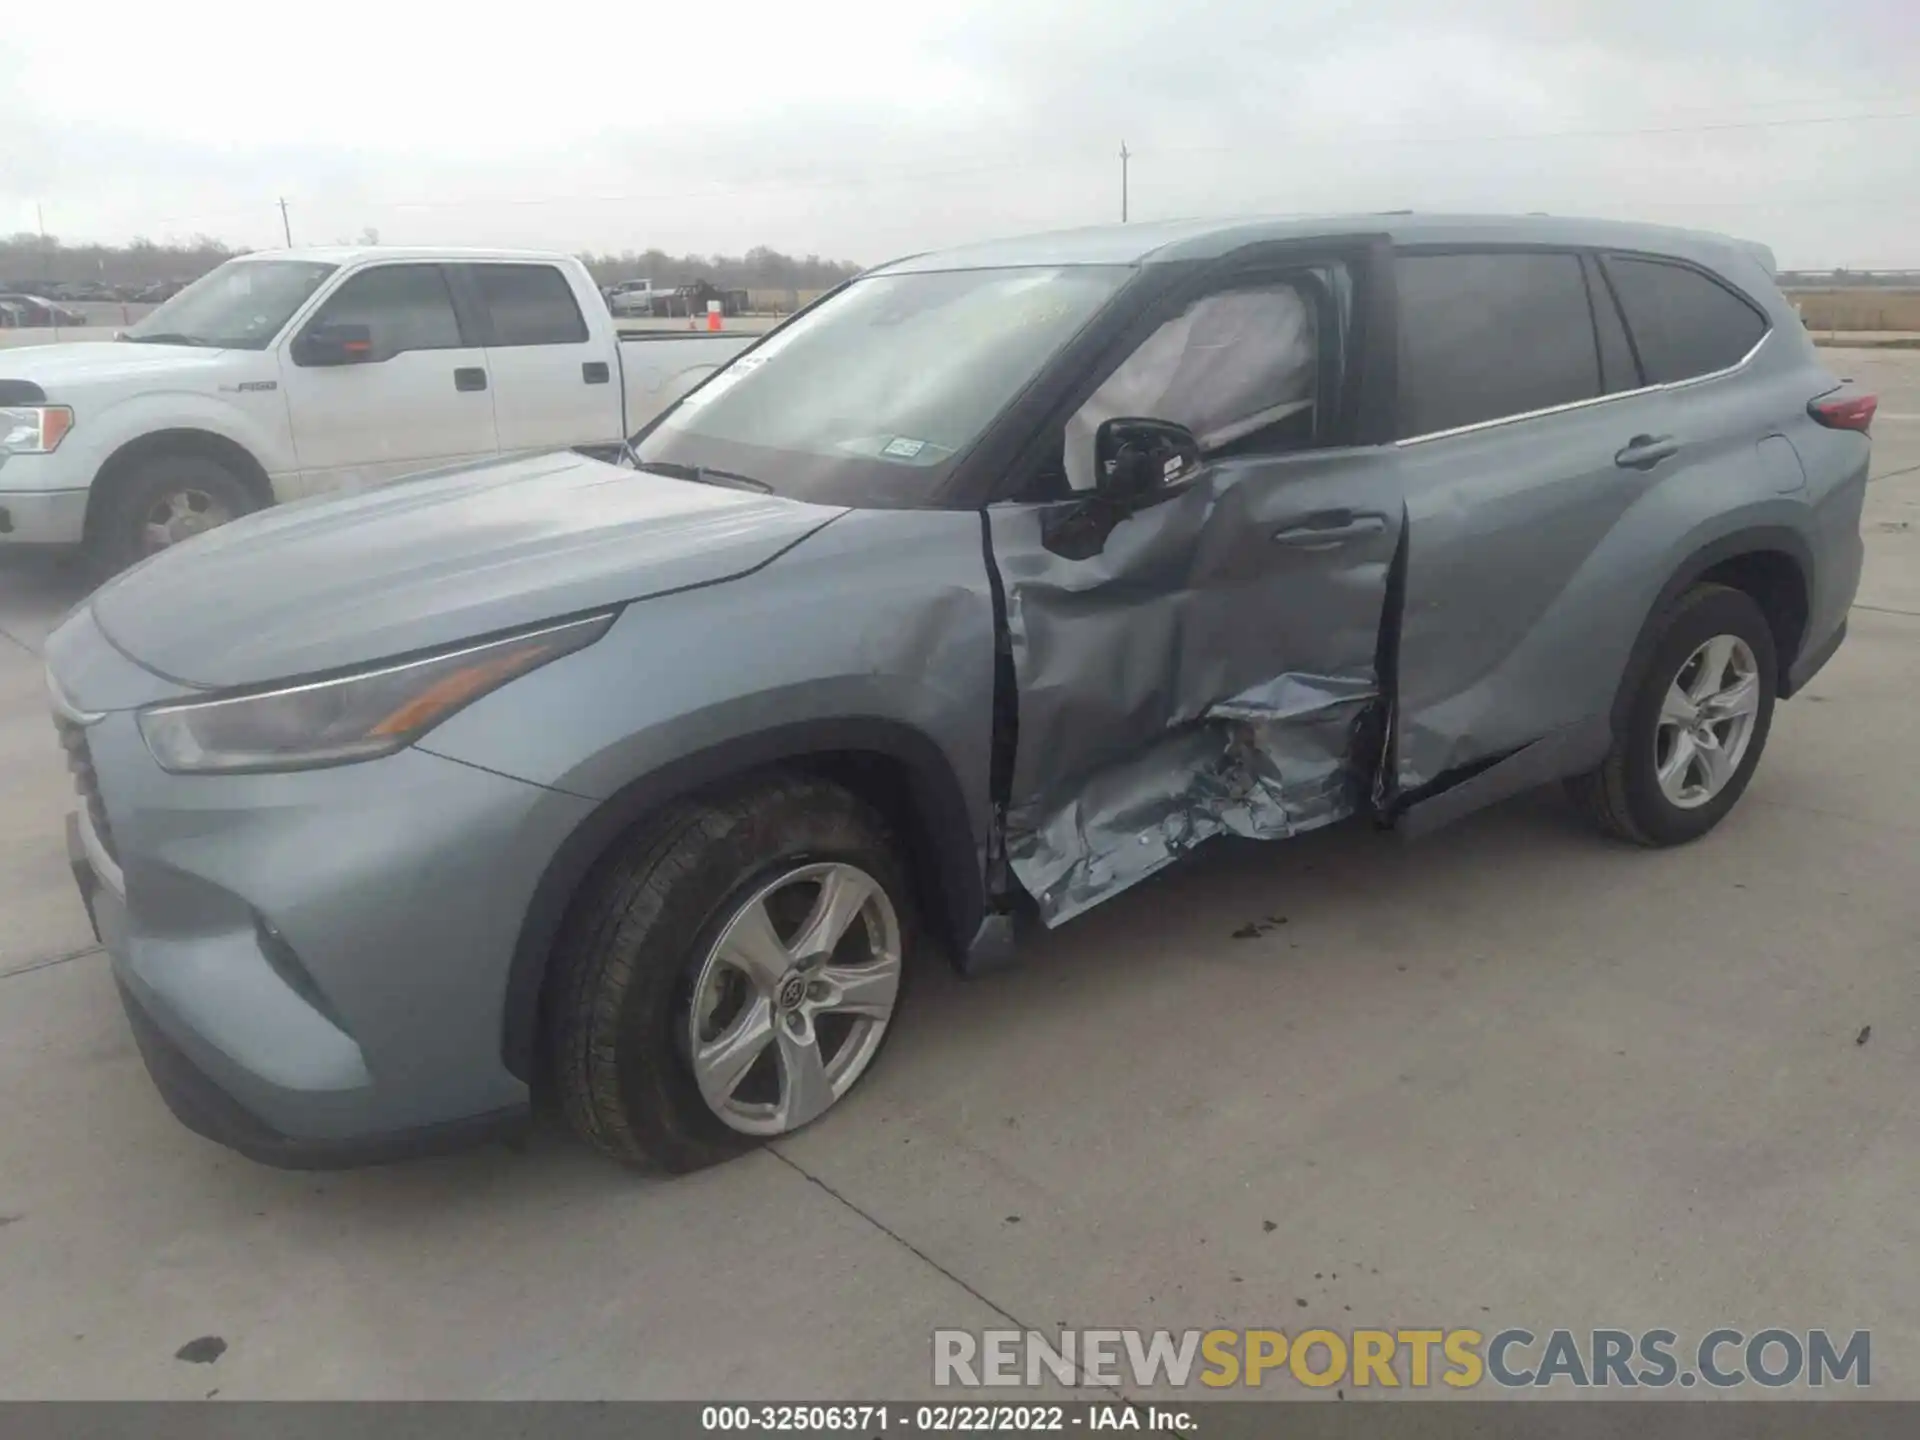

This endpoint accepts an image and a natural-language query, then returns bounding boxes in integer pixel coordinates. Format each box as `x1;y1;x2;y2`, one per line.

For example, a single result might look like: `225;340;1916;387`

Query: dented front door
986;446;1403;925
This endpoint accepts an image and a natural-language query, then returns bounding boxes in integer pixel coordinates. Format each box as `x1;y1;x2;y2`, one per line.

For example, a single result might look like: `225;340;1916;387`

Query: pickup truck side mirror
1094;417;1202;505
292;321;379;367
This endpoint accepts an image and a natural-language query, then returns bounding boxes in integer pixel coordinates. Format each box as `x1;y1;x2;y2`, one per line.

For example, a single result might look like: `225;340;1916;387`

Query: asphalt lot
1;349;1918;1400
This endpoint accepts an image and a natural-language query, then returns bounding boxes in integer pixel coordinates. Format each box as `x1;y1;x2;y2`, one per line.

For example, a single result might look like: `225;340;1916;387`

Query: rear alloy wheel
1652;634;1762;810
546;776;915;1171
1569;582;1778;846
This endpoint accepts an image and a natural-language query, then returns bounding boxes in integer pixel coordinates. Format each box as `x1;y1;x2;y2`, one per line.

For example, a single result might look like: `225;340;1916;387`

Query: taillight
1809;387;1877;432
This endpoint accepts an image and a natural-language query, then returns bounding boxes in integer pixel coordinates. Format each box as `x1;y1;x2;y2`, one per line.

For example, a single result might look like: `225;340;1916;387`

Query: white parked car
0;248;756;569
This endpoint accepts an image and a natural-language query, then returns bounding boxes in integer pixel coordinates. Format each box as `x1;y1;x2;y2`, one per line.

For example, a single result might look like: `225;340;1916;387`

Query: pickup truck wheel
1568;582;1777;846
92;454;255;573
546;776;914;1171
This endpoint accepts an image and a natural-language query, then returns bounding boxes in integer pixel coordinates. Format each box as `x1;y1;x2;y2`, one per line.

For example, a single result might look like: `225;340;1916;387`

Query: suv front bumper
67;807;535;1169
49;627;596;1168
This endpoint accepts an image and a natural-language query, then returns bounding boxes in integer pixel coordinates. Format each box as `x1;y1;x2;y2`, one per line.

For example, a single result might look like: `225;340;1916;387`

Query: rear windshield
633;265;1133;508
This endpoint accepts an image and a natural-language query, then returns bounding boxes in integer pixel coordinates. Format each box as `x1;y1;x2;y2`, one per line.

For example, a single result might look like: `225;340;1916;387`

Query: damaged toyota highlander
45;214;1869;1171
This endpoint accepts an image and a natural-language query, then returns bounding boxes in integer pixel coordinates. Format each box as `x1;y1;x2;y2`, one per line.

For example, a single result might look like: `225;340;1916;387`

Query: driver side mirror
1094;417;1201;505
292;321;378;367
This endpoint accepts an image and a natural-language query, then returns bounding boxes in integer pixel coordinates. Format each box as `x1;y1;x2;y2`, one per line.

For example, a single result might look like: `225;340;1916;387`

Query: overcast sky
4;0;1916;268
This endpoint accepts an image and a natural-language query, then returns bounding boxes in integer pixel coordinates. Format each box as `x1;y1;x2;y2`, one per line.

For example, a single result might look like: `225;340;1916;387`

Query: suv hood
0;341;238;390
87;451;846;689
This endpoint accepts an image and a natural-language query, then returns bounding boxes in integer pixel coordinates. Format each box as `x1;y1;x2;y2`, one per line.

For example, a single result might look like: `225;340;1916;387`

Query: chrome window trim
1396;319;1772;448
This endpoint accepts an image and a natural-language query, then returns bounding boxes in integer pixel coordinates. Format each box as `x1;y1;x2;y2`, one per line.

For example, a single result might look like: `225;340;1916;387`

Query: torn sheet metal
1006;671;1376;926
986;442;1402;927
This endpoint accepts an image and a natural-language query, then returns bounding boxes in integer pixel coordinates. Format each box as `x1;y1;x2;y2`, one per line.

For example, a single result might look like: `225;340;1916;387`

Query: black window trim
1390;241;1773;447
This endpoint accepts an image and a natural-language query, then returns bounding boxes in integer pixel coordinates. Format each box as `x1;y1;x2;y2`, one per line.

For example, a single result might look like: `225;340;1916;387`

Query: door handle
1615;434;1678;470
583;361;610;385
1272;509;1389;548
454;367;488;392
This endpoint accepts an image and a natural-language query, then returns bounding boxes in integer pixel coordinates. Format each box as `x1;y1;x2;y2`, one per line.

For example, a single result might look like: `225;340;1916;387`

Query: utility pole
36;203;54;291
278;197;293;248
1119;141;1131;223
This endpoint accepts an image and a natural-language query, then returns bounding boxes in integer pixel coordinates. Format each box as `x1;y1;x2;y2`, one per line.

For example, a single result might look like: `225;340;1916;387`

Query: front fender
404;507;1000;1078
76;386;289;488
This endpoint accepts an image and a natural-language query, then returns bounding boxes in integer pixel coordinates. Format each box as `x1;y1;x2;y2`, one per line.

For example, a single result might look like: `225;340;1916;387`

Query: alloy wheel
142;487;233;553
1653;633;1761;809
686;861;902;1136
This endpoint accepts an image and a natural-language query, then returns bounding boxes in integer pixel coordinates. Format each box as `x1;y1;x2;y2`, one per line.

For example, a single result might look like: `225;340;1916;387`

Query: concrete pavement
0;350;1917;1399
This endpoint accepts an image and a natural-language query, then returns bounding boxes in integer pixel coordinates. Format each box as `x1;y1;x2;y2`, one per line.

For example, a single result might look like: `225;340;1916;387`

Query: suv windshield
124;259;337;350
633;264;1133;507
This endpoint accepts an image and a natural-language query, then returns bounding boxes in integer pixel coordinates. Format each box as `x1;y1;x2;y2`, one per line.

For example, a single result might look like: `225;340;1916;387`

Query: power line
331;106;1920;216
45;96;1920;239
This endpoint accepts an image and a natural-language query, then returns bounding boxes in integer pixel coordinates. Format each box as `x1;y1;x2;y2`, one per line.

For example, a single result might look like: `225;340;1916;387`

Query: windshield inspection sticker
882;436;929;459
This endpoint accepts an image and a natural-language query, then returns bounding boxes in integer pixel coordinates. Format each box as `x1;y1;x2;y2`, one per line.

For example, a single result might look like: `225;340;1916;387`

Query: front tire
1569;582;1778;846
545;776;914;1171
90;453;255;574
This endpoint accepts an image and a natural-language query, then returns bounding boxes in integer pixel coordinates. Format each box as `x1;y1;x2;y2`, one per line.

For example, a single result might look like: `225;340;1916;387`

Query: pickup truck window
302;264;465;357
466;263;590;346
123;259;336;350
635;264;1132;508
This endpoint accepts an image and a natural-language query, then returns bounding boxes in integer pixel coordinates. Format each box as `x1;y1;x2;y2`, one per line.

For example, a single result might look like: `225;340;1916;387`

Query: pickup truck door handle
582;361;610;385
1615;434;1678;470
1272;509;1389;548
454;367;488;393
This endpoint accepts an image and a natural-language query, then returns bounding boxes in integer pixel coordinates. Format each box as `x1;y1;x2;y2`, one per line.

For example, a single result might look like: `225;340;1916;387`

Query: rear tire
1568;582;1777;846
545;775;915;1172
89;453;255;575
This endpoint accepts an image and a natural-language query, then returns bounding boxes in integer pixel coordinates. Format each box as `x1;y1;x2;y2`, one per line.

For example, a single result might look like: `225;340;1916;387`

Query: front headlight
0;405;74;454
137;612;615;774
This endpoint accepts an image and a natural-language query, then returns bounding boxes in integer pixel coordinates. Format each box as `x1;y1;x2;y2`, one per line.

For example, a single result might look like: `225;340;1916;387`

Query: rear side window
309;264;464;354
1601;256;1768;384
1396;251;1599;438
468;264;590;346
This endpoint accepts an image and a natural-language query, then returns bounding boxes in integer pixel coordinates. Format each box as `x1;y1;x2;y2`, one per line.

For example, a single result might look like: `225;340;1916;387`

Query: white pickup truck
0;247;758;568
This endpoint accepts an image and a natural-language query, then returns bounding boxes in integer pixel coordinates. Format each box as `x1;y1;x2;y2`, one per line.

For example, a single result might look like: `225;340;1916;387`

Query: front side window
123;259;337;350
302;264;464;357
1060;281;1326;493
634;265;1133;508
467;263;589;346
1602;255;1769;385
1396;251;1600;438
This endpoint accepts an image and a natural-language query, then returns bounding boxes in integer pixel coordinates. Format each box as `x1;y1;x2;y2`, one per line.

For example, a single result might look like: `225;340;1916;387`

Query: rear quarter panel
1398;259;1853;791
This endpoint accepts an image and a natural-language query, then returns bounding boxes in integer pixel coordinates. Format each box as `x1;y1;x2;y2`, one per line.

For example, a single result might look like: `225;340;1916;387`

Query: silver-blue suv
45;214;1873;1170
